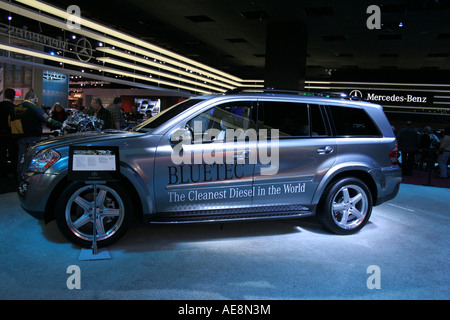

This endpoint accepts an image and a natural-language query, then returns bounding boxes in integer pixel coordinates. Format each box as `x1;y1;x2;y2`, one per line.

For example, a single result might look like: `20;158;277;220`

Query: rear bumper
374;166;402;206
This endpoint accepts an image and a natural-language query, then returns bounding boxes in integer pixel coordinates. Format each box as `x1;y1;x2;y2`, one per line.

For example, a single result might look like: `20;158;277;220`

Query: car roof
191;91;381;110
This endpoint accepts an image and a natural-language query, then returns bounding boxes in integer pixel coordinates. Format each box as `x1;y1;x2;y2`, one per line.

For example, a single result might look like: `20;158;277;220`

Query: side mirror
169;127;192;144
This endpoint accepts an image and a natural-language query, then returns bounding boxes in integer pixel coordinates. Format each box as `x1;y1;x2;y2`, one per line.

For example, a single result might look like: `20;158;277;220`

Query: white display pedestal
78;248;111;261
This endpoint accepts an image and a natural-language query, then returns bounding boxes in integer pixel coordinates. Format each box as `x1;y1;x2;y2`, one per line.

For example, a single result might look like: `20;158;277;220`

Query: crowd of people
0;89;152;177
396;121;450;179
71;98;150;129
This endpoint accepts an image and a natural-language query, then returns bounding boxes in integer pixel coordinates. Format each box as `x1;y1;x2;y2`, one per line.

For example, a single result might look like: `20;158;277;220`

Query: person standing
0;88;18;176
107;97;127;129
87;97;112;129
396;121;419;176
50;102;68;123
437;127;450;178
127;105;143;123
9;90;62;172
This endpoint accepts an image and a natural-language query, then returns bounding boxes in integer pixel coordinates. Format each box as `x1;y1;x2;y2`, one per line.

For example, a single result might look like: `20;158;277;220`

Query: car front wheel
317;177;373;235
55;182;133;248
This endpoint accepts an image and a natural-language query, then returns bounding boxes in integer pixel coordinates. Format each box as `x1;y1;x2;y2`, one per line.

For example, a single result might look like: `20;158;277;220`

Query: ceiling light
15;0;249;83
0;43;213;94
96;56;226;92
96;47;236;89
8;0;244;86
5;0;263;89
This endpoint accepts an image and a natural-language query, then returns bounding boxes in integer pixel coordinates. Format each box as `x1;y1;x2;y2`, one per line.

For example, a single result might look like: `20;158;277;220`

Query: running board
143;205;316;224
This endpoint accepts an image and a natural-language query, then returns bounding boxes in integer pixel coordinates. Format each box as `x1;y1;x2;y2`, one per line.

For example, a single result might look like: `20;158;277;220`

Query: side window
259;101;309;137
186;101;255;142
309;104;327;136
328;105;380;137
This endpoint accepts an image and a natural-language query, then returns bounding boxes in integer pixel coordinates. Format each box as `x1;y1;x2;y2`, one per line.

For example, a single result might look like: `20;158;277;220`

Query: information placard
68;146;120;181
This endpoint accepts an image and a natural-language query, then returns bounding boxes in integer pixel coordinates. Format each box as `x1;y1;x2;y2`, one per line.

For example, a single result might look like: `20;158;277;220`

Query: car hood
21;130;155;175
32;130;145;151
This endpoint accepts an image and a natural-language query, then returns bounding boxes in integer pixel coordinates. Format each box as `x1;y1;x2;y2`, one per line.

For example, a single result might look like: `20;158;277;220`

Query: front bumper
18;171;64;221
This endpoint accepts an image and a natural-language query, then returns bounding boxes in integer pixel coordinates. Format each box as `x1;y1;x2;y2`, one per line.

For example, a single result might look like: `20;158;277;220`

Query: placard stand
68;146;120;261
78;181;111;261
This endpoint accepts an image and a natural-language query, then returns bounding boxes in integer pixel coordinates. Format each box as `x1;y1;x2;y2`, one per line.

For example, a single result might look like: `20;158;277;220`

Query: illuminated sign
348;90;433;107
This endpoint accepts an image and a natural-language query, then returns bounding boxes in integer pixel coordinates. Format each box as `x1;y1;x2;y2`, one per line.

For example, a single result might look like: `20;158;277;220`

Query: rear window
328;105;380;137
258;101;309;137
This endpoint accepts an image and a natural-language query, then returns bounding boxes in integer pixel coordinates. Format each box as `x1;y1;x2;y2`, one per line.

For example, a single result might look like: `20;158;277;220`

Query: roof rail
224;87;365;101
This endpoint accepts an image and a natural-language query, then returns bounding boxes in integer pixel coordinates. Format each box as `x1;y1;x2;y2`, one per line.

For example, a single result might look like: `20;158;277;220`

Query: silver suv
18;90;402;247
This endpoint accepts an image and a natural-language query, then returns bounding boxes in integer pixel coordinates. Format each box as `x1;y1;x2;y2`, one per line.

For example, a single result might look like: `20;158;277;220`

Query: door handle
317;146;334;155
233;151;251;161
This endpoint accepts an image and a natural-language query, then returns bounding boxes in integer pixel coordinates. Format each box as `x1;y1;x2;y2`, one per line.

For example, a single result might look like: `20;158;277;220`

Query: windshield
131;98;203;133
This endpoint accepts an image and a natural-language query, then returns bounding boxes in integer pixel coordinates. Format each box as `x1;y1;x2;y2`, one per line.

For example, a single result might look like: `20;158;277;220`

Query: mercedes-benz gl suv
18;90;402;247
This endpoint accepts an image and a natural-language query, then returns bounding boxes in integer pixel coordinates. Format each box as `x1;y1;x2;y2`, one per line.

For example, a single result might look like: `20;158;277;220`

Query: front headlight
29;149;61;173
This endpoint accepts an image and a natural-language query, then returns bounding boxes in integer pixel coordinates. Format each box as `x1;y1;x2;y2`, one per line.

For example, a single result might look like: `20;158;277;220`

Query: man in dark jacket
0;88;17;176
88;97;112;130
9;90;62;172
107;97;127;129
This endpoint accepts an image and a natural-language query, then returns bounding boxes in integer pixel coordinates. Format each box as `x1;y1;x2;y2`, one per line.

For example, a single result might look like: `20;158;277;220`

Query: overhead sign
348;90;434;107
0;22;68;50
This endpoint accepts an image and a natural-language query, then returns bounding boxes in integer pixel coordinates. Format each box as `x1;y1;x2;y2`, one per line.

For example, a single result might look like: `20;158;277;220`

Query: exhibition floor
0;183;448;300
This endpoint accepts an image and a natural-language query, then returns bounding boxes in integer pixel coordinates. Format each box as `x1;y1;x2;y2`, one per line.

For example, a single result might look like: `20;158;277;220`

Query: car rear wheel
55;182;133;248
317;177;372;234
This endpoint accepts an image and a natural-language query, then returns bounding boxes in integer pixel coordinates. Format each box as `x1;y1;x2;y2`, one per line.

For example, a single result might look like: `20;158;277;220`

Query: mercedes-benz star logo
75;37;93;62
349;90;363;98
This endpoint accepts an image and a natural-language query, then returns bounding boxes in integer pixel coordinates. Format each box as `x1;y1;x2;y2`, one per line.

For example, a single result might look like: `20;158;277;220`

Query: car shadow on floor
39;214;379;253
39;215;330;251
109;216;330;253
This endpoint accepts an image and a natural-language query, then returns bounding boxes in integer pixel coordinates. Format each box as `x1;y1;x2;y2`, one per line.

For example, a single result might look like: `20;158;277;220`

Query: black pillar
265;22;307;91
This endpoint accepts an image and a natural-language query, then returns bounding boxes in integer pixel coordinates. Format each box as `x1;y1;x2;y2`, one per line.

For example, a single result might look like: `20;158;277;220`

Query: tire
55;181;133;248
317;177;372;235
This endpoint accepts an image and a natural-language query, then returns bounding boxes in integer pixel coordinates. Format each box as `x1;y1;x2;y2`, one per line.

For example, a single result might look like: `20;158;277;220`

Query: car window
186;101;255;142
309;104;328;136
327;105;380;137
258;101;309;137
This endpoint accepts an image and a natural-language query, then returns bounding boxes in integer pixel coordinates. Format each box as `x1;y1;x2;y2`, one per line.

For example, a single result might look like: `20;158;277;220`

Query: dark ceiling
45;0;450;82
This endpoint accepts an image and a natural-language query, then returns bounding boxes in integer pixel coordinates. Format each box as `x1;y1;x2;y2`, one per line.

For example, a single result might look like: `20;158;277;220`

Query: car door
153;100;258;213
252;100;336;208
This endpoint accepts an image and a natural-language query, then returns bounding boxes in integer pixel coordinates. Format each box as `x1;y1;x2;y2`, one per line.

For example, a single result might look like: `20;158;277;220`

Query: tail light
389;143;399;165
